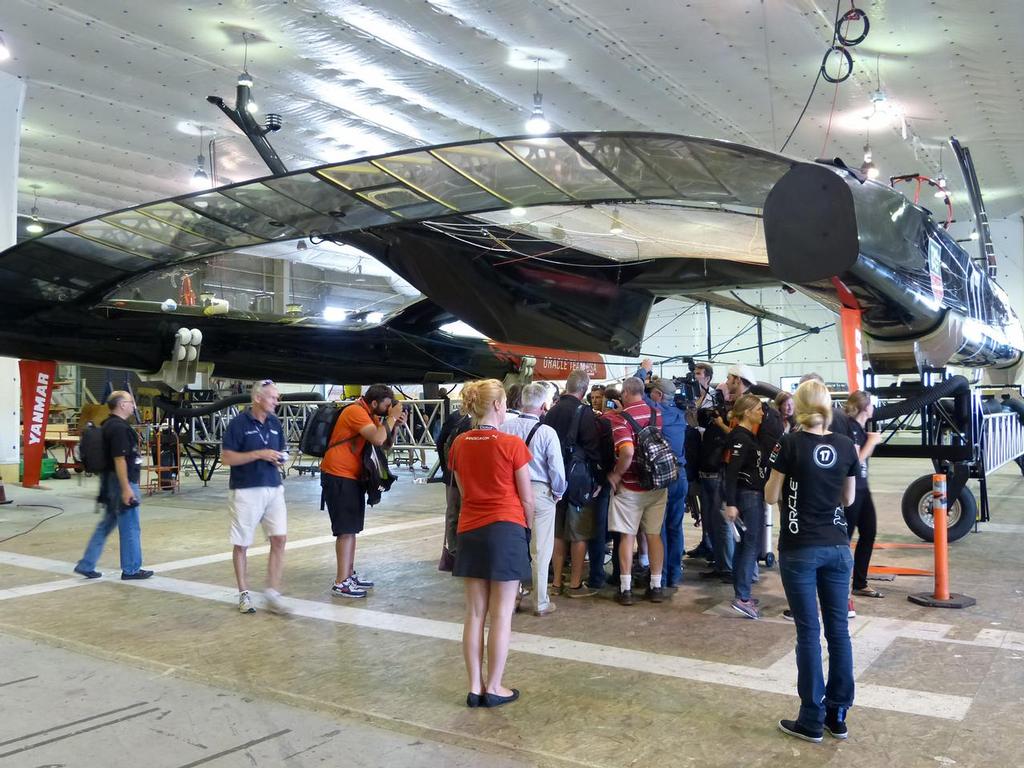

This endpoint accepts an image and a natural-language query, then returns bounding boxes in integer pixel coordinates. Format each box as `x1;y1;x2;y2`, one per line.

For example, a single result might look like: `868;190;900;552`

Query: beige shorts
229;485;287;546
608;487;668;536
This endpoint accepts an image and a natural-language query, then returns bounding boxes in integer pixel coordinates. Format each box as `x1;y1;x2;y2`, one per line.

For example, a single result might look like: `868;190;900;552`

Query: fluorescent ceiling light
509;207;527;218
323;306;348;322
366;311;384;324
0;34;10;62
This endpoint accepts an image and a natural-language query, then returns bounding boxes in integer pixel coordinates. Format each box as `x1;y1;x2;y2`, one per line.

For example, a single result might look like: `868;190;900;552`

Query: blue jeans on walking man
779;544;855;731
660;474;688;587
77;474;143;576
700;473;732;573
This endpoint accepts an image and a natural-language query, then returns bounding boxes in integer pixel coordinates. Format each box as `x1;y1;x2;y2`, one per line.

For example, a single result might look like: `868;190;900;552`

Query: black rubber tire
901;474;978;543
764;551;776;568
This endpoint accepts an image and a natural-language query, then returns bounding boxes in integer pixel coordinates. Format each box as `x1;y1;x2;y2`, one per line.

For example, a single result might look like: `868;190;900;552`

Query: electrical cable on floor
0;504;65;544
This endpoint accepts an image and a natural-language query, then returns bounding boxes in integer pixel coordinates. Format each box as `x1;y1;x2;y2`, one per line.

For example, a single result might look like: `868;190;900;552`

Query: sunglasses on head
260;379;275;386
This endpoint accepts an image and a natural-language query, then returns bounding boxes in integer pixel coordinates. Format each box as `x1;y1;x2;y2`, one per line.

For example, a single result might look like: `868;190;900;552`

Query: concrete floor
1;457;1023;767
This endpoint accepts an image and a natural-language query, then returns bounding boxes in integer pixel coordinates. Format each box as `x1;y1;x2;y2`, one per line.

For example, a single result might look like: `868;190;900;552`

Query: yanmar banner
19;360;56;487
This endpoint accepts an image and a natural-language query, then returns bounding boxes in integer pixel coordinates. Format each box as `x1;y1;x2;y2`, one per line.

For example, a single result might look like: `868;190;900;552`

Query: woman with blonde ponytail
448;379;534;709
765;379;859;743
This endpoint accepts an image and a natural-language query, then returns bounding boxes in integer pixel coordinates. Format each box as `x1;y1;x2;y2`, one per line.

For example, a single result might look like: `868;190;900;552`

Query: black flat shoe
466;692;483;708
482;688;520;708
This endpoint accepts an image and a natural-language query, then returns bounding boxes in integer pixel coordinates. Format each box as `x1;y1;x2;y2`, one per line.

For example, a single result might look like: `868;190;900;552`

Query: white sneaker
264;589;289;615
239;591;255;614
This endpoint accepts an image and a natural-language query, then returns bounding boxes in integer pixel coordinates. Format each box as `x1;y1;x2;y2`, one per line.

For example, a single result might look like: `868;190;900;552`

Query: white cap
727;364;758;387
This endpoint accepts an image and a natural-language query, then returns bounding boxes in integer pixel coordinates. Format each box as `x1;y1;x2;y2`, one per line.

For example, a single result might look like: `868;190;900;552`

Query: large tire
901;474;977;543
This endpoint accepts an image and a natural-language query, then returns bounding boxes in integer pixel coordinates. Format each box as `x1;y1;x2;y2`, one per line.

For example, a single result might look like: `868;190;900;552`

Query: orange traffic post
908;473;975;609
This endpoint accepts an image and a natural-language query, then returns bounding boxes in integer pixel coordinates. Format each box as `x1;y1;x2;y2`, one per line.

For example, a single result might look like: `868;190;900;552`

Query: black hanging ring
820;45;854;83
836;8;870;47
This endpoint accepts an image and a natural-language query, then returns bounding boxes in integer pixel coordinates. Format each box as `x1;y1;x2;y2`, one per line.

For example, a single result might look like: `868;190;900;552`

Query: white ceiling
3;0;1023;229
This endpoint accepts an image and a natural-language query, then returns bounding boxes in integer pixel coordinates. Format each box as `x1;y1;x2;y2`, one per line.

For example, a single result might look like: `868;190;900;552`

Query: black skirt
453;521;531;582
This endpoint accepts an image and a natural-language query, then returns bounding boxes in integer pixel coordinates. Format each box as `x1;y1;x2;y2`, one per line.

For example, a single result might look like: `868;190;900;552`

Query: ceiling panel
2;0;1022;232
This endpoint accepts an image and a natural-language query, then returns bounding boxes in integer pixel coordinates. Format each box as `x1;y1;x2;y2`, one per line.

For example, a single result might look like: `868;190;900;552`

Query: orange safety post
908;472;975;609
931;474;950;600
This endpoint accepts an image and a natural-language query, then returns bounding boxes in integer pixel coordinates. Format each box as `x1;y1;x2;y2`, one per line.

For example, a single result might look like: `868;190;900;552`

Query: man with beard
322;384;406;598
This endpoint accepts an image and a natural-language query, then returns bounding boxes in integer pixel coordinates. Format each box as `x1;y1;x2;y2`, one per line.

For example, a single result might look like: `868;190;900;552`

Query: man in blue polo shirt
222;380;290;615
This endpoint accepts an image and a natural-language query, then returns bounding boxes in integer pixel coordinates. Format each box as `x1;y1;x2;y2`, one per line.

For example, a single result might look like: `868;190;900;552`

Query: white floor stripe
123;573;973;722
0;578;95;602
0;551;82;575
977;522;1024;533
150;516;443;573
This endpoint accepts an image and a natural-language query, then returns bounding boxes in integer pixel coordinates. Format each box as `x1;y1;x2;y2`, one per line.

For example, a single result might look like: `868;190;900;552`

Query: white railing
981;412;1024;474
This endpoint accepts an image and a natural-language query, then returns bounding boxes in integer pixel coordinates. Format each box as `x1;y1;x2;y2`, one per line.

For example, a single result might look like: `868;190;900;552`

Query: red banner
838;307;864;393
19;360;57;487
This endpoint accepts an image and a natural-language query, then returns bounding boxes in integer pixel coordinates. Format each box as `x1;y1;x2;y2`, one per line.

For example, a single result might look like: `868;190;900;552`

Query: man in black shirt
74;390;153;580
544;368;602;596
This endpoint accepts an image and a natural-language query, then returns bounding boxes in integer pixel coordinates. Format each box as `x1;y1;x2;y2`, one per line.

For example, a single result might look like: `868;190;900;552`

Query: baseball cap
651;378;676;397
727;364;758;387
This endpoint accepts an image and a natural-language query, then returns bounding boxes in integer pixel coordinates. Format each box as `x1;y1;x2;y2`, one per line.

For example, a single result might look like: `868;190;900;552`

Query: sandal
853;587;884;598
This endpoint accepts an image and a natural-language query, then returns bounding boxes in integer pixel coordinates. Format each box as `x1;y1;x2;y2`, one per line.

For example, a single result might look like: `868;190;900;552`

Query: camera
673;358;705;410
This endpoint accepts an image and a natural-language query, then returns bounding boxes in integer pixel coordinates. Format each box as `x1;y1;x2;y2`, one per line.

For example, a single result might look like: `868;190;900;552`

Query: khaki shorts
608;487;668;536
554;499;595;542
229;485;287;546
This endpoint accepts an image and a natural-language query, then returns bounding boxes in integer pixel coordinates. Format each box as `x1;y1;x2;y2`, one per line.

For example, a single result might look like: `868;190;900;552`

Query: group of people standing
442;366;883;745
72;368;883;742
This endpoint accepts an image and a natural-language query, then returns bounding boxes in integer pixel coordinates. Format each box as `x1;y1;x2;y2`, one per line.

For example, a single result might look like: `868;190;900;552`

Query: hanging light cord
779;0;843;153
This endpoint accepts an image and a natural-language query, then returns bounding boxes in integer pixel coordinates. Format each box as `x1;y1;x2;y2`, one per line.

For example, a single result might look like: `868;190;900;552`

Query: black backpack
299;403;346;457
562;404;595;509
620;406;680;490
363;443;396;506
79;422;108;474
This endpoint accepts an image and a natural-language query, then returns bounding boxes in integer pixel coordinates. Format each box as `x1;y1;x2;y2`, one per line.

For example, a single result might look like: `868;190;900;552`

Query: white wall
630;290;845;388
0;72;27;483
634;214;1024;390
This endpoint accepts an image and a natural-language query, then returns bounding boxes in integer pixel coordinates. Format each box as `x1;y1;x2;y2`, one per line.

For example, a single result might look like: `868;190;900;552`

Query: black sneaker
645;586;666;603
121;569;154;580
778;719;823;743
616;589;636;606
686;545;712;559
699;569;724;579
782;609;794;621
824;708;849;739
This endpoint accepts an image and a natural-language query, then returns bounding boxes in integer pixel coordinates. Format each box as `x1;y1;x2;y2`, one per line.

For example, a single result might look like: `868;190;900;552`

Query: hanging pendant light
524;59;550;135
25;186;44;235
191;126;210;189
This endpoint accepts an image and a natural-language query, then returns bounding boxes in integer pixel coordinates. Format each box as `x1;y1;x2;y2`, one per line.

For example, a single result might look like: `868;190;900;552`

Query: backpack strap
524;421;542;447
325;403;366;455
566;404;585;448
620;409;642;437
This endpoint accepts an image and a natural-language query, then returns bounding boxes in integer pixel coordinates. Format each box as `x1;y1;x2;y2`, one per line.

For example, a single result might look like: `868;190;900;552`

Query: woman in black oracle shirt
722;394;767;620
839;391;884;603
765;379;859;744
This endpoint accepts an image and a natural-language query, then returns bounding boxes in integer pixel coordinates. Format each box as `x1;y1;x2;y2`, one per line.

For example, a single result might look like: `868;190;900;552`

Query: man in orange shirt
321;384;406;598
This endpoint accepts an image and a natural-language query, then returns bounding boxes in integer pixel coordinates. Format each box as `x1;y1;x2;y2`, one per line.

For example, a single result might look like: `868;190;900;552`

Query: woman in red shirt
449;379;535;708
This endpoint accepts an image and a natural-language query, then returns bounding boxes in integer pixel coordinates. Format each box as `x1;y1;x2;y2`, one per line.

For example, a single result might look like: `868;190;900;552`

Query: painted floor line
150;516;443;573
0;578;96;602
124;573;972;722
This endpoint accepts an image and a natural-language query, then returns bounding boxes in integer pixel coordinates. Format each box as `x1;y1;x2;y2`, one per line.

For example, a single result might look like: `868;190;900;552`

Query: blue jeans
731;490;764;600
77;477;143;575
661;474;688;586
587;483;611;587
700;474;732;572
779;545;855;730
